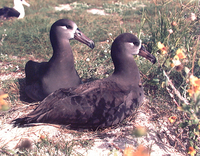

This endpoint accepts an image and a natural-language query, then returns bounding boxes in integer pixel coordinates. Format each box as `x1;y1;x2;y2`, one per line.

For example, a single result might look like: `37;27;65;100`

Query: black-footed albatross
13;33;156;129
24;19;95;101
0;0;30;20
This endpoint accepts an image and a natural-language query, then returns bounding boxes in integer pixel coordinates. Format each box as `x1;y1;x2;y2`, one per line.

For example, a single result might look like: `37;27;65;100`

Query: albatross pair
0;0;30;20
13;19;156;129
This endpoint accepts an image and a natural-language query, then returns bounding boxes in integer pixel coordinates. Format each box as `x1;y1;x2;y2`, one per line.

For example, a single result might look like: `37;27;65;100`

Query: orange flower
189;75;200;86
124;145;149;156
40;134;46;140
195;79;200;86
170;63;175;68
168;116;177;123
157;42;167;54
188;75;200;96
188;86;200;96
124;146;134;156
188;147;196;156
171;21;177;26
176;49;186;59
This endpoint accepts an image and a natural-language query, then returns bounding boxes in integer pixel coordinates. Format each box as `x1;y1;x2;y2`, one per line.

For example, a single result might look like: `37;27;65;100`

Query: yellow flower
124;146;134;156
168;116;177;124
133;126;147;137
188;75;200;96
0;93;8;109
188;147;196;156
172;55;181;67
177;106;183;111
157;42;167;54
176;49;186;59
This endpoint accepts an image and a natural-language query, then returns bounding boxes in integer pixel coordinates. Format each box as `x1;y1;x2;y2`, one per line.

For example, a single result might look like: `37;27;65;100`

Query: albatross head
111;33;156;64
14;0;30;7
13;0;30;19
51;19;95;49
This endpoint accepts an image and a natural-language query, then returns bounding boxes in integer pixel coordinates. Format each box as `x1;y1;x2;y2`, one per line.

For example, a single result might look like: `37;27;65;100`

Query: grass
0;0;199;155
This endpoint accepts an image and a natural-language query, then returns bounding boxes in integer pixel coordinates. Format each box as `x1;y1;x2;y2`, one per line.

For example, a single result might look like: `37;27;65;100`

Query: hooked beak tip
139;45;156;64
151;58;156;64
89;42;95;49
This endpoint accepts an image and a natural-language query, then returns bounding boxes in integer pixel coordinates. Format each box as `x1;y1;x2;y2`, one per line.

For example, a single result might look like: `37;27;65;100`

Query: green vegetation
0;0;199;155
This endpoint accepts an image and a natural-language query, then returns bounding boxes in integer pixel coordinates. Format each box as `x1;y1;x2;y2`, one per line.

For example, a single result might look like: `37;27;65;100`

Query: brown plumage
13;33;156;129
24;19;95;101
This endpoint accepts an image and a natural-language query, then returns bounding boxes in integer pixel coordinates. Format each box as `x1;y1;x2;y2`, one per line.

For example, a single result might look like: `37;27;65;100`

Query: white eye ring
128;42;134;46
61;26;68;29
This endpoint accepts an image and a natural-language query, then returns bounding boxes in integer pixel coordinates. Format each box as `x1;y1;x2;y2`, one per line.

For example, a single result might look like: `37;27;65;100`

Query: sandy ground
0;96;185;156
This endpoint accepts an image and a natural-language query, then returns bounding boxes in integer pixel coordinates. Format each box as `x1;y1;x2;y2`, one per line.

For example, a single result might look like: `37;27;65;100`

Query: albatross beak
138;45;156;64
74;28;95;49
22;0;30;7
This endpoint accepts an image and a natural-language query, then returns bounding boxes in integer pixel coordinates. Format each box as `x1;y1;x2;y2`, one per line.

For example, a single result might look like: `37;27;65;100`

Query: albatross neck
13;3;25;18
110;46;141;86
113;58;140;83
49;38;75;71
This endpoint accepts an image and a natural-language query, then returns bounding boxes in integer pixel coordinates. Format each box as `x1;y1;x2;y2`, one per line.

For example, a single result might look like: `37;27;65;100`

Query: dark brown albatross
13;33;156;129
24;19;95;101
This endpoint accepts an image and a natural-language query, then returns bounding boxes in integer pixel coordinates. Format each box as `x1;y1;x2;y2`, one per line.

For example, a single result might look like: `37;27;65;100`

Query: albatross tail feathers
12;117;34;127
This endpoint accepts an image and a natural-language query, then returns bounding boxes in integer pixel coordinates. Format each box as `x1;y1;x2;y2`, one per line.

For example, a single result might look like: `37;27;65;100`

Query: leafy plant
139;0;200;153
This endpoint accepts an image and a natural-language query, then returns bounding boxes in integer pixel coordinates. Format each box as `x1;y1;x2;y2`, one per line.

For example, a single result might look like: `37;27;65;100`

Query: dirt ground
0;96;185;156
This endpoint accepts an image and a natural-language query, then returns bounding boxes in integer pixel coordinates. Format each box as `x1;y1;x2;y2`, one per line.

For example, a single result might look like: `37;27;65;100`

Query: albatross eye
66;25;72;29
133;42;140;46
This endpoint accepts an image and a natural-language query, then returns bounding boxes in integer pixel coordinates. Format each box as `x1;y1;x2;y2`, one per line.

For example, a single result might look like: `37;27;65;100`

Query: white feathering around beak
135;40;142;54
139;40;142;49
127;39;142;55
133;40;141;54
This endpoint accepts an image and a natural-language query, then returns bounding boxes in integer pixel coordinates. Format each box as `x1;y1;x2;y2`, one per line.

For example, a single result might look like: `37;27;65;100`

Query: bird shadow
18;78;35;103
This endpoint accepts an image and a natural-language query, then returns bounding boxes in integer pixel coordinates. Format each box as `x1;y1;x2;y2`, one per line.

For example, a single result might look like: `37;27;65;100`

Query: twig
163;70;189;105
166;87;180;107
111;143;123;153
0;149;12;156
191;35;199;74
